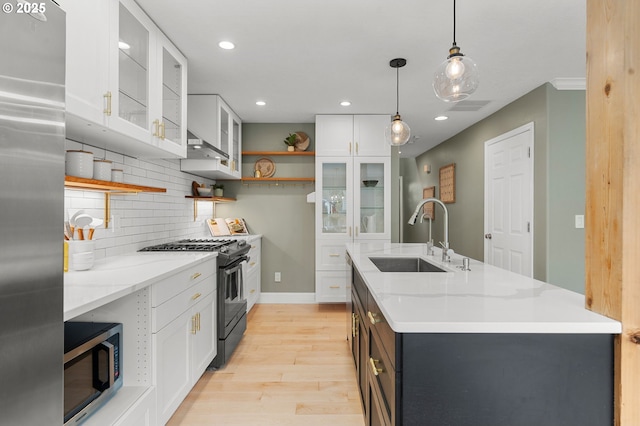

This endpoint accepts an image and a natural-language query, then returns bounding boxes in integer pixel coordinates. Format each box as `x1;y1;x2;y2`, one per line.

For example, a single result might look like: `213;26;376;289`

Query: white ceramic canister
67;240;96;271
65;150;94;178
111;169;124;183
93;159;113;181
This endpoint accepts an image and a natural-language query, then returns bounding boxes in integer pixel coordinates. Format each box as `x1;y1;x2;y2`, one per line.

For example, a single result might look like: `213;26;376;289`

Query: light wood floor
167;303;365;426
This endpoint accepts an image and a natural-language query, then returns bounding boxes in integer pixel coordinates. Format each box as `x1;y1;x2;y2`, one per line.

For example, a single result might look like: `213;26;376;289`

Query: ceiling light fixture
255;101;266;106
385;58;410;146
218;41;235;50
340;101;351;106
118;41;130;50
435;115;449;121
433;0;479;102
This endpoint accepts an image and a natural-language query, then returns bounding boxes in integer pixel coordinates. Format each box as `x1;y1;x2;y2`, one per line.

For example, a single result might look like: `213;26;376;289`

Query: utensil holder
67;240;96;271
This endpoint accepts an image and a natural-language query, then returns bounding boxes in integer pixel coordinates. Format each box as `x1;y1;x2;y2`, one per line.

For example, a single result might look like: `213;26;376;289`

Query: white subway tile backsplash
65;141;216;259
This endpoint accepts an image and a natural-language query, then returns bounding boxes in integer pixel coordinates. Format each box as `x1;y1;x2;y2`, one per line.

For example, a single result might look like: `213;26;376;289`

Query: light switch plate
275;272;281;282
575;215;585;229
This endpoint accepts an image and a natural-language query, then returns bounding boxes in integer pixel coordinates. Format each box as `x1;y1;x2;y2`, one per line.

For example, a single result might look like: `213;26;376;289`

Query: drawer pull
192;292;202;301
328;253;341;258
191;316;197;334
329;285;340;289
250;262;256;266
251;245;256;249
369;357;383;376
250;289;256;294
190;272;202;280
367;311;380;325
196;312;201;331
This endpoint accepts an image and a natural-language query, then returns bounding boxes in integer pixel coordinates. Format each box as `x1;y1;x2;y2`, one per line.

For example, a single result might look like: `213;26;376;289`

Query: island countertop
346;242;621;334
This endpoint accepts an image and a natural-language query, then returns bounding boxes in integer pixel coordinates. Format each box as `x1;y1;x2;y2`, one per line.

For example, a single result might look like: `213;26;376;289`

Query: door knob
484;233;492;239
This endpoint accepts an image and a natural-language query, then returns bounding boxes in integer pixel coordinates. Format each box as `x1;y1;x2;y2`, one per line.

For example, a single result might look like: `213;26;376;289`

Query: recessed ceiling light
256;101;266;106
434;115;449;121
340;101;351;106
218;41;235;50
118;41;130;50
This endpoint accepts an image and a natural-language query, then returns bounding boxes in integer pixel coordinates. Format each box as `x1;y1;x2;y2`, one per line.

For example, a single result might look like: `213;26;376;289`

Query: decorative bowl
197;187;213;196
362;180;378;187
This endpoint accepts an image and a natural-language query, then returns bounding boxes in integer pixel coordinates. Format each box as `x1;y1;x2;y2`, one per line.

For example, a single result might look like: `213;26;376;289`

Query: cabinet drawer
315;271;347;303
316;242;348;270
369;329;395;425
152;259;216;307
152;277;214;333
367;292;396;370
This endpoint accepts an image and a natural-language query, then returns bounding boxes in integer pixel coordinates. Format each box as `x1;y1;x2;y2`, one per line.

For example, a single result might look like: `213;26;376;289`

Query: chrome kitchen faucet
408;198;451;262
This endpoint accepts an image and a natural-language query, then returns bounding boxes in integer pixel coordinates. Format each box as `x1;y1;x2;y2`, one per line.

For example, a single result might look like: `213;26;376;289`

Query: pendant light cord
396;65;400;115
452;0;457;47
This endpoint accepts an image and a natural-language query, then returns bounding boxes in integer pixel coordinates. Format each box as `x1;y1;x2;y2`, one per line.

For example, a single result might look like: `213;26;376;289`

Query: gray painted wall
402;84;587;293
216;123;316;293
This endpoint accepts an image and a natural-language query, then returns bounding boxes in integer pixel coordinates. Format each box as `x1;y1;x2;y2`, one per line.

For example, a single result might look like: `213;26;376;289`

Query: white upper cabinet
61;0;187;159
315;115;390;157
181;95;242;180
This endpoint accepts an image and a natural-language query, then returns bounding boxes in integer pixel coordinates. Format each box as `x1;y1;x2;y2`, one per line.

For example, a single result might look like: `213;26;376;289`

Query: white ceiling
135;0;586;158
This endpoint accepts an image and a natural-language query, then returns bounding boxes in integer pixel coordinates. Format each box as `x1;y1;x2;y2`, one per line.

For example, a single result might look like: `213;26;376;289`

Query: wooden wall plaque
422;186;436;220
439;163;456;204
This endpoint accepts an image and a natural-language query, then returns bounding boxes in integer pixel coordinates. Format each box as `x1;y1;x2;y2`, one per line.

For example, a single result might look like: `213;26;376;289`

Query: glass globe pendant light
385;58;411;146
433;0;479;102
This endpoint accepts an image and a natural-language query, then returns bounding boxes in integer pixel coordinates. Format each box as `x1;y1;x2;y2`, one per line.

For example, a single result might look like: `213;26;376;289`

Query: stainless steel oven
64;322;123;425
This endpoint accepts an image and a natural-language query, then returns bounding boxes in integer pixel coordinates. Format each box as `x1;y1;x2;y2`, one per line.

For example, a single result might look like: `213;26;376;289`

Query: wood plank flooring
167;304;365;426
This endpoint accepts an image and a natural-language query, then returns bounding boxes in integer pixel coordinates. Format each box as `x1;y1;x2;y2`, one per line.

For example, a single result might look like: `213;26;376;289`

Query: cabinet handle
152;119;160;137
103;91;112;116
196;312;201;331
355;142;359;154
191;315;197;334
367;311;380;325
251;245;256;249
328;253;340;258
190;272;202;280
355;226;359;237
250;289;256;294
329;285;340;289
192;292;202;301
159;121;166;140
369;357;383;376
250;261;256;266
348;226;352;237
349;142;352;154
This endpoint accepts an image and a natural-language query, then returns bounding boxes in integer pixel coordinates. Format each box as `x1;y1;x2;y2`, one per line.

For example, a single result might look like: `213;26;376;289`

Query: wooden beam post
585;1;640;425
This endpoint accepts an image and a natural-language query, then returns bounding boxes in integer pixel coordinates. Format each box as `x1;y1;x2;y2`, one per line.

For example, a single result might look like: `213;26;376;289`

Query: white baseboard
258;292;316;304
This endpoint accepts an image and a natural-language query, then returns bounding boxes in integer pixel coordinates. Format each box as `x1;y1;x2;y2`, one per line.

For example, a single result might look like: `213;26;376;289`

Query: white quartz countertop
346;242;621;334
64;252;216;321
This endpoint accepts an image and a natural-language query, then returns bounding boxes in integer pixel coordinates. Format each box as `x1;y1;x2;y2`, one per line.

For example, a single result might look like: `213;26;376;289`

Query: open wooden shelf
64;176;167;228
185;196;236;202
242;151;315;156
64;176;167;193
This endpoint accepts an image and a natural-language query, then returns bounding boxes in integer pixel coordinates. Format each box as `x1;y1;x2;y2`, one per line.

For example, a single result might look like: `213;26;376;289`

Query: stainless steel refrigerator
0;2;65;424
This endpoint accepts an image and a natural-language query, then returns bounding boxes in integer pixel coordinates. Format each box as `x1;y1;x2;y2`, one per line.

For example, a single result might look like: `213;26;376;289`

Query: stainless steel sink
368;257;446;273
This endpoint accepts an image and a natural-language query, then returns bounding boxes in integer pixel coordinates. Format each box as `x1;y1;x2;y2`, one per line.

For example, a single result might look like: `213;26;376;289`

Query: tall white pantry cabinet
315;115;391;303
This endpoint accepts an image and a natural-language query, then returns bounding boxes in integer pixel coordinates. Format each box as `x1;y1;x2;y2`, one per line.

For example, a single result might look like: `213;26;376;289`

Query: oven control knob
238;240;247;247
219;246;228;253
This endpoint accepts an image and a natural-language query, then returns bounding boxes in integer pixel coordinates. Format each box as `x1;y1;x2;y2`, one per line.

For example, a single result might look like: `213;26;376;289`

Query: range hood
186;130;229;160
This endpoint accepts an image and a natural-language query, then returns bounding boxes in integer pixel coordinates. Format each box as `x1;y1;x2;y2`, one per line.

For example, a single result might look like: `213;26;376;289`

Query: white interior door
484;123;534;277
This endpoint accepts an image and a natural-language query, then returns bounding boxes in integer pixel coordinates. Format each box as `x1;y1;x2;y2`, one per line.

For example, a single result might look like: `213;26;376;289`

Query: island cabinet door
367;329;395;426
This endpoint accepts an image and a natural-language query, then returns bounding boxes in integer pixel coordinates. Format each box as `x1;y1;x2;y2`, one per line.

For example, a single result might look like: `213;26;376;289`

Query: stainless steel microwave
64;322;123;425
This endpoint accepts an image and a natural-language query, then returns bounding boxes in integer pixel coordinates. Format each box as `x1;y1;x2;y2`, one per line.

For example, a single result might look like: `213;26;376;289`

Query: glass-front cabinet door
354;157;391;240
110;1;153;142
316;158;353;239
231;116;241;176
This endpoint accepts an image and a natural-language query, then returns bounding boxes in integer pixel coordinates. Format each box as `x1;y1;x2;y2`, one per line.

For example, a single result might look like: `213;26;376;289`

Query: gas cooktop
139;239;237;252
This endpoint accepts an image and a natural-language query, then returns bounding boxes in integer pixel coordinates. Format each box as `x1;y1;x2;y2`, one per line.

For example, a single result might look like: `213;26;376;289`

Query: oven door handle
93;341;115;392
223;262;243;276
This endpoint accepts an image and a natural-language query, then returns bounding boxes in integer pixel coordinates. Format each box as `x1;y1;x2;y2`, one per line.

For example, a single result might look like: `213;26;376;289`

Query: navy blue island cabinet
349;266;614;426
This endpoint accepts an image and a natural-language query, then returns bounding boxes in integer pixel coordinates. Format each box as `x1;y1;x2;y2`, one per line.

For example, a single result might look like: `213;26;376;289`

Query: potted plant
283;133;297;151
213;184;224;197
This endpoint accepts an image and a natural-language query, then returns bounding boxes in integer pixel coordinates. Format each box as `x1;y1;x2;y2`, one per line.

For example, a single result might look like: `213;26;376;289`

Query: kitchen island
346;242;620;426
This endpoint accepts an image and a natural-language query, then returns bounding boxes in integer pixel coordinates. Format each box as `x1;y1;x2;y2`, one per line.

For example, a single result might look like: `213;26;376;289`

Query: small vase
287;145;295;152
214;189;223;197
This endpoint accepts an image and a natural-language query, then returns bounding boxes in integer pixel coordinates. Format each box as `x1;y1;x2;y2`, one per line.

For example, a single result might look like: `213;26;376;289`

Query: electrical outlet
575;215;585;229
275;272;281;282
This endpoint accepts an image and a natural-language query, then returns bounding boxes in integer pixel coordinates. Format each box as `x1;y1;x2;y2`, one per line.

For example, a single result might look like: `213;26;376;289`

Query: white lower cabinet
244;237;261;312
69;257;216;426
315;270;348;303
152;261;217;425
